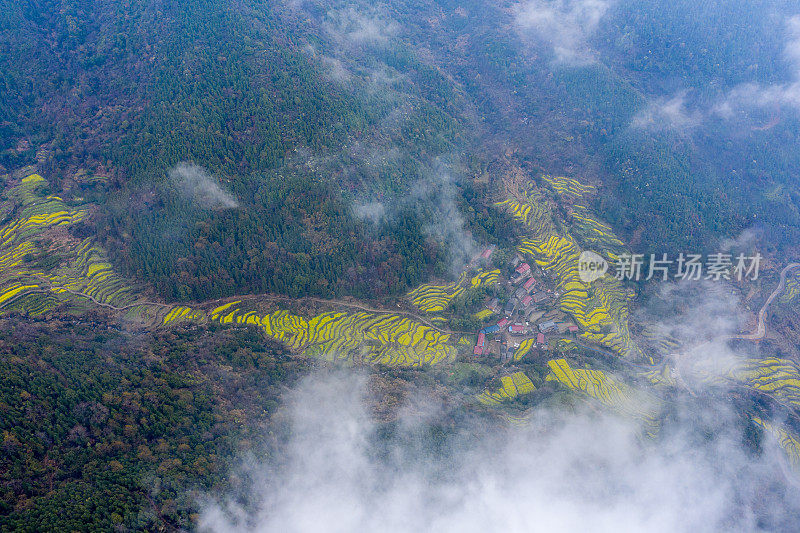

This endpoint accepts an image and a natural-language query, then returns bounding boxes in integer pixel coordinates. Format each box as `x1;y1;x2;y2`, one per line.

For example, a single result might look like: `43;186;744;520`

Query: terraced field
0;175;89;315
74;172;109;185
780;270;800;304
498;178;643;360
477;371;536;405
734;358;800;409
0;174;466;367
753;417;800;473
545;358;660;434
0;173;177;321
648;356;800;413
555;338;578;352
568;205;626;260
639;326;682;357
495;186;557;240
408;273;468;313
9;170;799;434
206;301;459;366
408;268;500;314
161;305;206;325
473;308;495;321
512;338;536;361
541;175;596;200
42;240;140;308
6;167;800;489
471;269;500;287
518;235;642;359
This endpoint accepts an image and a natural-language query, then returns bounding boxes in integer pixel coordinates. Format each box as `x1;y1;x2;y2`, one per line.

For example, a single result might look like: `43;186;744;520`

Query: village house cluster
473;251;580;362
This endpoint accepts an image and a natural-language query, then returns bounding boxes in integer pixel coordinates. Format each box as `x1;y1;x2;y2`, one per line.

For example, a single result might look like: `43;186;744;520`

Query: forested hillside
4;0;800;302
1;0;468;301
0;316;306;530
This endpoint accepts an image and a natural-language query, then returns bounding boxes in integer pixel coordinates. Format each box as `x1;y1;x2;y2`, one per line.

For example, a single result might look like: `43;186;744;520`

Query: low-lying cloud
351;156;477;274
715;15;800;116
515;0;612;65
353;201;387;224
632;91;702;134
324;7;398;48
169;162;239;209
638;280;744;347
625;14;800;133
719;228;762;254
319;52;353;83
199;368;800;532
413;162;477;275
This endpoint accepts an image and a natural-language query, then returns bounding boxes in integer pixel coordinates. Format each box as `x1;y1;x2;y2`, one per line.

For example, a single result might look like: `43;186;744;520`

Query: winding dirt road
666;262;800;397
729;262;800;341
574;262;800;396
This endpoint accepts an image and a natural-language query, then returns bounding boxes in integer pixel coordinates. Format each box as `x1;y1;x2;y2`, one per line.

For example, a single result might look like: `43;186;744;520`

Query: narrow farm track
30;274;170;312
203;293;474;335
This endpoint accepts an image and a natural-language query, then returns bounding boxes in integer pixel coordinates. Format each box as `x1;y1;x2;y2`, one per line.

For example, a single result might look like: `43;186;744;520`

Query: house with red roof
523;277;536;291
474;331;486;355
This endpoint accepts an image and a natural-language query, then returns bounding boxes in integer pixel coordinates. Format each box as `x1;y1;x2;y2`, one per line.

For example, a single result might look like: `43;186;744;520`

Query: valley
3;164;800;494
4;1;800;528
